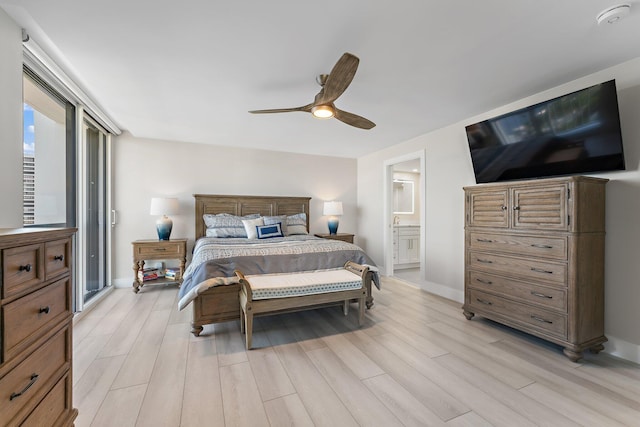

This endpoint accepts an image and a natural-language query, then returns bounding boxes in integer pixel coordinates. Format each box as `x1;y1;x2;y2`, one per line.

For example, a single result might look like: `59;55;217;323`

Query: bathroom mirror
393;179;414;214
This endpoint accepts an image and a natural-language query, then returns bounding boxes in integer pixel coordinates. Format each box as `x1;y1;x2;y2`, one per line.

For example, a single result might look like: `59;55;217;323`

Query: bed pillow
286;213;308;235
242;217;265;239
204;213;260;237
256;223;284;239
263;215;288;235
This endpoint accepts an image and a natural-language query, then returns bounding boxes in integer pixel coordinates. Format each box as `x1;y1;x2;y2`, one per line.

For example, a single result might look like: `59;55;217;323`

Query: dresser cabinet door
511;184;568;230
467;189;509;228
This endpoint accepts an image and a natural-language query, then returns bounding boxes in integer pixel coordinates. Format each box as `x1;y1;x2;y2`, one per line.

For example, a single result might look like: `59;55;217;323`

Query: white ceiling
3;0;640;158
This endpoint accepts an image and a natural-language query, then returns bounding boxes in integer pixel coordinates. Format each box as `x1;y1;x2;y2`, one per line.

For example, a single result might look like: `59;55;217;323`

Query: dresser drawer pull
476;298;493;306
10;374;39;401
154;248;167;251
54;254;65;261
531;315;553;324
513;206;521;211
39;306;51;314
531;267;553;274
530;244;553;249
531;291;553;299
501;206;508;211
19;263;32;272
476;278;493;285
477;259;493;264
476;238;494;243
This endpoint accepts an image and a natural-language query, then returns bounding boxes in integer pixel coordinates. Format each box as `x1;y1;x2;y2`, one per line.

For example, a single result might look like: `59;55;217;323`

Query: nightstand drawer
134;241;185;259
2;244;45;299
3;279;71;360
0;325;69;426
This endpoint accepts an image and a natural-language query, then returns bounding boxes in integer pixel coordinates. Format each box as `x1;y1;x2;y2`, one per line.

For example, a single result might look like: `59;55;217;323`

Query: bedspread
178;235;379;310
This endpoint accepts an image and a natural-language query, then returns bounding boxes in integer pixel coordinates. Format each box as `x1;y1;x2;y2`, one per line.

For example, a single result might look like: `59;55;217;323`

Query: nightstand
132;238;187;293
314;233;354;244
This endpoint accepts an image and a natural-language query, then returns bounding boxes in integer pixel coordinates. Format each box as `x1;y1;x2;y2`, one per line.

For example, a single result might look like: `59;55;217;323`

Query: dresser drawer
3;279;71;360
468;289;567;339
45;239;71;281
0;326;69;426
468;251;567;286
467;271;567;312
468;232;567;260
20;372;73;427
2;244;45;299
134;241;185;259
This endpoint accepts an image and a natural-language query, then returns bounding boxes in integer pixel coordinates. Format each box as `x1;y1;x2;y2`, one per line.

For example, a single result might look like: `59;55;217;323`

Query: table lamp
323;201;343;235
150;197;179;240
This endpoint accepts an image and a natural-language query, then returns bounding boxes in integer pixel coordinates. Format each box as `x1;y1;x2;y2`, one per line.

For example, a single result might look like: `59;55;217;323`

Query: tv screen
465;80;625;183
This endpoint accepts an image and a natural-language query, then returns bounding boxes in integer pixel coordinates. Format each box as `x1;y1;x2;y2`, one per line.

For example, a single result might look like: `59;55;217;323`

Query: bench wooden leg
240;307;246;334
245;310;254;350
358;292;365;326
343;300;349;316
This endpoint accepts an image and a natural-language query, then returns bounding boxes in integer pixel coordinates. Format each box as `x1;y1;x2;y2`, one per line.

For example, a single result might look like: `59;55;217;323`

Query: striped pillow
204;213;260;237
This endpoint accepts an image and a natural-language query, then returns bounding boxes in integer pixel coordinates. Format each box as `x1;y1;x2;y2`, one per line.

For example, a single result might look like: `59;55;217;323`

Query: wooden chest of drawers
0;228;77;426
462;176;608;362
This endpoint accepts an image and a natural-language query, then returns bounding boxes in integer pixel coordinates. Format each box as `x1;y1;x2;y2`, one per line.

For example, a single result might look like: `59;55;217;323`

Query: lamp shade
150;197;179;216
323;201;343;216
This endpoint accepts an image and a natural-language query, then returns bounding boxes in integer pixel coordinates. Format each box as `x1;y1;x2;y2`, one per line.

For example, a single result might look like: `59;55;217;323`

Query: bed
179;194;379;336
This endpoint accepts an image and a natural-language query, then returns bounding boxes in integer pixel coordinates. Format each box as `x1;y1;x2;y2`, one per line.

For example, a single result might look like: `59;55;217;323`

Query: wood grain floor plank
90;384;147;427
306;346;404;426
363;373;448;427
214;320;249;367
263;394;315;427
445;411;493;427
181;338;224;427
245;328;296;401
220;362;270;427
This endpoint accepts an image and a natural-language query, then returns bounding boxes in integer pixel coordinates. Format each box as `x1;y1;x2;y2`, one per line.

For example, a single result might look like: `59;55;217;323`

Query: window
23;67;76;227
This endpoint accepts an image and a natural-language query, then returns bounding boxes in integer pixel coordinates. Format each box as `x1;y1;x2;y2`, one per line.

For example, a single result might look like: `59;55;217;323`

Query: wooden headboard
194;194;311;239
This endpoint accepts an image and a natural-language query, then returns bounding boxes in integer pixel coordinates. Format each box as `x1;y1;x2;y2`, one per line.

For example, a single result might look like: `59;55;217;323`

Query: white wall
358;56;640;363
112;133;358;286
0;9;24;227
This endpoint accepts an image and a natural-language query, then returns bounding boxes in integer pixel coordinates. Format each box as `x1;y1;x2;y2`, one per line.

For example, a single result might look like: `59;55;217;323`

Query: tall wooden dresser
462;176;608;362
0;228;78;426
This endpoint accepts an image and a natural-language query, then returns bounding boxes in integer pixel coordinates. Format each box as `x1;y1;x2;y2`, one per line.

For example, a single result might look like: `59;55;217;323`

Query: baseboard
390;276;464;303
113;277;132;288
604;335;640;364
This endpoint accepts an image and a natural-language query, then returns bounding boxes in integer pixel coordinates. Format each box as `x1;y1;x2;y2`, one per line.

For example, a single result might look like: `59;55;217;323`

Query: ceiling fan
249;52;376;130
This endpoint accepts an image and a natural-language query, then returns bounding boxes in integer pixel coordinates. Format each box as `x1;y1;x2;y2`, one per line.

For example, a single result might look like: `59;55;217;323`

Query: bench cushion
245;269;362;300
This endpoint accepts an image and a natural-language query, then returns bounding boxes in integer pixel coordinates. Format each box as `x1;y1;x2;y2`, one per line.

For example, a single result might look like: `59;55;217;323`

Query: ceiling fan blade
334;108;376;130
316;53;359;105
249;104;312;114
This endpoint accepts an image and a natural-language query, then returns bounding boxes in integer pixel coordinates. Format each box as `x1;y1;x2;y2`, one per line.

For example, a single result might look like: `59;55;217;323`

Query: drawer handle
476;278;493;285
476;238;494;243
54;254;64;261
477;259;493;264
513;206;521;211
476;298;492;306
19;263;32;272
531;267;553;274
531;315;553;324
501;206;508;211
10;374;39;401
531;291;553;299
39;306;51;314
531;244;553;249
154;248;167;251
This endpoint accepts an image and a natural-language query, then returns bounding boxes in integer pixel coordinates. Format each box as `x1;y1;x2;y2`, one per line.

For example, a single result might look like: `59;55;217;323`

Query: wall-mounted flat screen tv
465;80;625;183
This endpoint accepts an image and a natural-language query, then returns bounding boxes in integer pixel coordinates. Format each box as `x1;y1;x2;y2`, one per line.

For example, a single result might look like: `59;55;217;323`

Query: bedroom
1;1;640;426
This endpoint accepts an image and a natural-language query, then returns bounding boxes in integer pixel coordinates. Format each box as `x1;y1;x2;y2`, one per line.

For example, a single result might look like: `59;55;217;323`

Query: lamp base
327;217;339;235
156;215;173;240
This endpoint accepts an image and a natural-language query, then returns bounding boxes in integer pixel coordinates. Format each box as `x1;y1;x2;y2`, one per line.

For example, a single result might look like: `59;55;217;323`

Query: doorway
383;151;426;284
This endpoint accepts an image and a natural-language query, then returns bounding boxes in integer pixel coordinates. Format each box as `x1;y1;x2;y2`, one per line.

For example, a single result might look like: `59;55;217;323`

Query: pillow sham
286;213;308;235
263;215;288;235
242;217;265;239
203;213;260;238
256;223;284;239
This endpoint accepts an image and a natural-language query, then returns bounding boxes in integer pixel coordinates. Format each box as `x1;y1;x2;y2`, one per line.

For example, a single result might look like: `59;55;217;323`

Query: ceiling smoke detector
596;4;631;25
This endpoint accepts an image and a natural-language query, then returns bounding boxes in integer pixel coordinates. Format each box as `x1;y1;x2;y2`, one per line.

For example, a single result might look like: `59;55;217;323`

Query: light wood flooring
72;277;640;426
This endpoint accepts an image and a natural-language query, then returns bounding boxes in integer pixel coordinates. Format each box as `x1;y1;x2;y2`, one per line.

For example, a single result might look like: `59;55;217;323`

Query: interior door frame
383;150;426;278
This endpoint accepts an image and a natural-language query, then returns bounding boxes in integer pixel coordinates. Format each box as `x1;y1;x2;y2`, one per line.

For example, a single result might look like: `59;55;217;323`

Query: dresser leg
590;344;605;354
191;323;203;337
563;348;583;362
463;310;475;320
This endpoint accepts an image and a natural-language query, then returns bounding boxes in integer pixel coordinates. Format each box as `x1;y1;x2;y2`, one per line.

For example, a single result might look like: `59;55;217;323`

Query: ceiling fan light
311;105;335;119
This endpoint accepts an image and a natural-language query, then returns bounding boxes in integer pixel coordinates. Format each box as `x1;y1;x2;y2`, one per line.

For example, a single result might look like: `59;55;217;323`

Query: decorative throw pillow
242;217;265;239
263;215;288;235
286;213;308;235
203;213;260;237
256;223;284;239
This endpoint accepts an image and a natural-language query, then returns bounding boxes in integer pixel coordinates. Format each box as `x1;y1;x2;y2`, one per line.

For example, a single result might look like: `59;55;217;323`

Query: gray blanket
178;235;379;310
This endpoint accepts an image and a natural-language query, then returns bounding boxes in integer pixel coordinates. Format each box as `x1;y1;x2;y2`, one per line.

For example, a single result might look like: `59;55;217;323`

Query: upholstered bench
235;261;369;350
